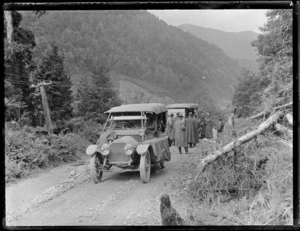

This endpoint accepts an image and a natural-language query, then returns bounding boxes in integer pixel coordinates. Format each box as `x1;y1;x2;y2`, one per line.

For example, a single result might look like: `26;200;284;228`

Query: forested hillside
20;10;241;110
178;24;259;71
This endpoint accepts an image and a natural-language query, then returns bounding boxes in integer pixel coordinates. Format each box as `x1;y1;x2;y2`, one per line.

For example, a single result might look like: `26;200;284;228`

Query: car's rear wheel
140;151;151;183
90;153;103;183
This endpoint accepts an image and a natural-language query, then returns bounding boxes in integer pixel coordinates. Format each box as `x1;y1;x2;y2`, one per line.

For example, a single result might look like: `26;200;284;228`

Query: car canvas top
105;103;167;114
166;103;199;109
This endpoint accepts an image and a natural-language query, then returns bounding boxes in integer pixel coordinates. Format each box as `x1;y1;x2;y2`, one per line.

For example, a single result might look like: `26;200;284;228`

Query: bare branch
273;102;293;111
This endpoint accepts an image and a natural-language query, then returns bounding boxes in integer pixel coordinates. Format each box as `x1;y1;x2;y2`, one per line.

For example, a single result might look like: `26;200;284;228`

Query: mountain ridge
21;10;241;109
178;23;259;61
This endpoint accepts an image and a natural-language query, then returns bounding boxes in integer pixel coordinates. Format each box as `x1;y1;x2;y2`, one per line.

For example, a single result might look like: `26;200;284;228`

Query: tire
90;153;103;184
140;151;151;183
160;159;166;169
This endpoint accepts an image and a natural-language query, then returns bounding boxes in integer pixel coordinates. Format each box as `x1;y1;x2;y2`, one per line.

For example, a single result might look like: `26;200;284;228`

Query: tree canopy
233;9;292;115
33;44;73;125
74;66;121;123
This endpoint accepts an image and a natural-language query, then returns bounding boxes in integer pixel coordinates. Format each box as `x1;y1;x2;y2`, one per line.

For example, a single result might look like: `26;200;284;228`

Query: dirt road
6;146;201;226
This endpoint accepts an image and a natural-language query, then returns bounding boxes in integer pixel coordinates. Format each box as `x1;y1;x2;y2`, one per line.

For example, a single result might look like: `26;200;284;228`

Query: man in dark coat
199;114;206;139
174;114;188;154
193;114;200;145
205;113;213;139
185;112;196;148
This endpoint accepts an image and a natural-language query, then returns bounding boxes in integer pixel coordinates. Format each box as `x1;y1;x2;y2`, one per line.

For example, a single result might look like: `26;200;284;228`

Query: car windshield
105;114;146;130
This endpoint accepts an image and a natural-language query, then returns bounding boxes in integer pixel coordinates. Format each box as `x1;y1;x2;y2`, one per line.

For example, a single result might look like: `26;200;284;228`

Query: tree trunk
194;111;284;178
249;111;269;120
4;11;13;44
40;86;53;135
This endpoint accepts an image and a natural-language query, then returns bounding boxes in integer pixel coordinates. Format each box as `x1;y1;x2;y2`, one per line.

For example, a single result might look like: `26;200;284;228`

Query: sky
148;10;268;33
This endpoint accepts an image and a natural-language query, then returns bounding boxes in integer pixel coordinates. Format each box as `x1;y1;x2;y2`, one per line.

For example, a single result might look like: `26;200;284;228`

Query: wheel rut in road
6;147;185;226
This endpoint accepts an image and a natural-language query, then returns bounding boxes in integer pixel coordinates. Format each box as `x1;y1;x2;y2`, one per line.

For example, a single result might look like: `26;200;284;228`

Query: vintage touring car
86;103;171;183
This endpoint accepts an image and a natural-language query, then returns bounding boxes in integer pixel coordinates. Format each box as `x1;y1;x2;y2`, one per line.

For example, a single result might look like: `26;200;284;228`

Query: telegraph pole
31;80;53;135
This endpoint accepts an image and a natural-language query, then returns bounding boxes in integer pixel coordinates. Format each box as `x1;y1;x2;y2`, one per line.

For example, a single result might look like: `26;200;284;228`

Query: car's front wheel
140;151;151;183
90;153;103;183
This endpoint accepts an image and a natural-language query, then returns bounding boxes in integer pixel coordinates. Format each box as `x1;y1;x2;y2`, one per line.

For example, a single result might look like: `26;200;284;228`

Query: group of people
166;112;224;154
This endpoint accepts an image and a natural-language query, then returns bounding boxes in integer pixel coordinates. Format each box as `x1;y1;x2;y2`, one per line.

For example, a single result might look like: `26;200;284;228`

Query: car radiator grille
109;143;130;163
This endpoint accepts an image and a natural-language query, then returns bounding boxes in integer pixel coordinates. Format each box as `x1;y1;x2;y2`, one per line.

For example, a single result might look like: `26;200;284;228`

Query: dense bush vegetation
67;117;103;143
188;117;292;225
5;121;90;183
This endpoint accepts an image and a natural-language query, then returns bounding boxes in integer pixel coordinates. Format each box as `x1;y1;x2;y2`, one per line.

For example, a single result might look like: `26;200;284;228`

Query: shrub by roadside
186;117;293;225
5;122;90;183
66;117;103;143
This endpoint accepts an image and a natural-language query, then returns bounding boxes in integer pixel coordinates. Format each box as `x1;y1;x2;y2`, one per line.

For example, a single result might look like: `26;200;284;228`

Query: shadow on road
101;165;170;183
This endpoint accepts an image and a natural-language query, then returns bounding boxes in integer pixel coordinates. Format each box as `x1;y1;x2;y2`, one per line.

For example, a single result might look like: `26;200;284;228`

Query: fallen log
194;111;284;178
284;113;293;126
249;111;270;120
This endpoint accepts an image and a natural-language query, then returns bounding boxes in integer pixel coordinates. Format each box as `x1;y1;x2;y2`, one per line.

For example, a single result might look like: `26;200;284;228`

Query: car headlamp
124;144;134;155
100;143;110;156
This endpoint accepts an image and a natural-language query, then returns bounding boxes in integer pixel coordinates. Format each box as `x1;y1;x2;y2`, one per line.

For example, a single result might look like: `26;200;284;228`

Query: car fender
136;143;151;155
86;144;99;157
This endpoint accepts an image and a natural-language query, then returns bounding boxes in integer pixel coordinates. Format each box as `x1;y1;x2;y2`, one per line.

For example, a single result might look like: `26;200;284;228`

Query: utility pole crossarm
31;80;53;88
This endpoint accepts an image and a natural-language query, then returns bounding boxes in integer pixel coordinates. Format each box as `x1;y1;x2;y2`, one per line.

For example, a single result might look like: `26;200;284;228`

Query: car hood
112;135;139;146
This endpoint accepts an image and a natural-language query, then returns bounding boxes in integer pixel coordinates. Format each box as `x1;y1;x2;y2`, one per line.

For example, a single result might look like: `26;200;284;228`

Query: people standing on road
166;113;174;146
172;113;180;145
185;112;196;148
193;114;200;145
199;114;206;139
205;112;213;139
174;114;188;154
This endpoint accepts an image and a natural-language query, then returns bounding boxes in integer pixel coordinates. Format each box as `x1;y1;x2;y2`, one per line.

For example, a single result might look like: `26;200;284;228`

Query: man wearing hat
205;112;213;139
193;113;200;145
174;113;188;154
166;113;174;146
185;112;196;148
199;114;206;139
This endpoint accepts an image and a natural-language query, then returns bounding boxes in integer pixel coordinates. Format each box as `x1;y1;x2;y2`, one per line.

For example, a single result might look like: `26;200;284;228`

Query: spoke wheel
140;151;151;183
90;153;103;184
